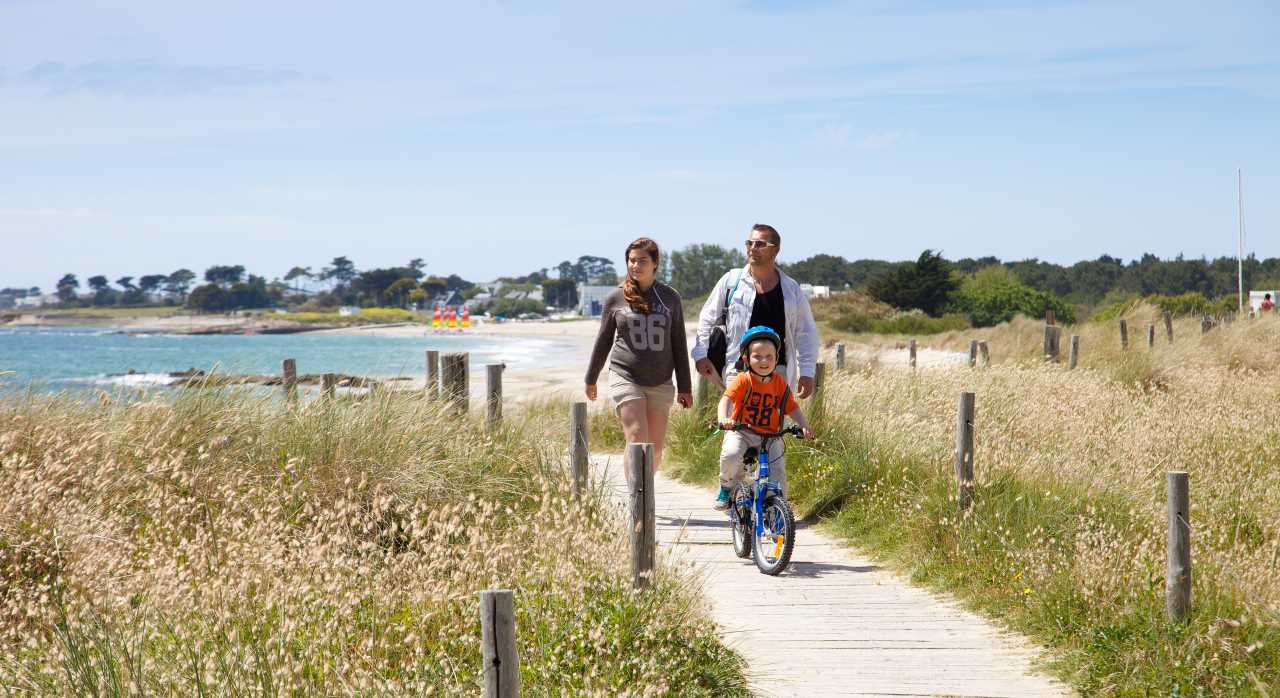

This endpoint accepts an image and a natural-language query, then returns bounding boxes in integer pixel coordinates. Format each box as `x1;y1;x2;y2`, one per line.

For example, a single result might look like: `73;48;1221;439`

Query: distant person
714;326;813;509
1263;293;1275;313
585;237;693;476
692;223;820;397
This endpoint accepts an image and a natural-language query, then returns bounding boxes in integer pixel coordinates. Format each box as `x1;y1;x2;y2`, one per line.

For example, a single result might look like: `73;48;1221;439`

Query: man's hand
585;384;597;401
801;426;814;439
695;358;715;378
676;392;693;409
796;375;815;399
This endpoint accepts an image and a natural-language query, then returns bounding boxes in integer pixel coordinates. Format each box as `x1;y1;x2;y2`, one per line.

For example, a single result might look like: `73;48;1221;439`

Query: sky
1;0;1278;290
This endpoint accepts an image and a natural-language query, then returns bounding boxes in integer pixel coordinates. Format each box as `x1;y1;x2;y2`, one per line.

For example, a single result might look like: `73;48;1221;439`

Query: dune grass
666;312;1280;695
0;387;746;696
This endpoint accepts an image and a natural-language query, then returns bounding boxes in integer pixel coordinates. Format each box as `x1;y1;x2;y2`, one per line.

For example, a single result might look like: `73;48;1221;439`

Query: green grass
663;403;1280;695
284;308;423;324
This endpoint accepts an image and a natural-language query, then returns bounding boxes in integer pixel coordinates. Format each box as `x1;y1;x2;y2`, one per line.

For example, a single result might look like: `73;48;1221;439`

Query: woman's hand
585;384;597;401
676;392;693;409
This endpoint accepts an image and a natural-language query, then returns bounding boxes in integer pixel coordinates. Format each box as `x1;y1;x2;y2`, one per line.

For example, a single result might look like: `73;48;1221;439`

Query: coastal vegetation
0;389;745;695
668;309;1280;694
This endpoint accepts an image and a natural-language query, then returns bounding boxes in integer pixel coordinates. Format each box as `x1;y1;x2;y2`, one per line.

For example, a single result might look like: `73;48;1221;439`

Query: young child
713;326;813;510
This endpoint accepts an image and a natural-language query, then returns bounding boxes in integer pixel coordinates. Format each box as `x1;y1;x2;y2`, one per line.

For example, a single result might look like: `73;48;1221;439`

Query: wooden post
485;364;503;428
908;339;917;369
1046;308;1056;326
813;362;826;396
426;350;440;399
1200;315;1211;334
834;343;845;371
281;358;298;404
1043;325;1060;363
954;392;975;511
978;340;989;367
1166;472;1191;622
968;339;978;368
1119;319;1128;350
322;372;336;400
479;589;520;697
1068;334;1079;370
627;443;656;588
569;402;588;500
1164;311;1174;343
1224;312;1234;327
1147;324;1155;350
441;352;469;413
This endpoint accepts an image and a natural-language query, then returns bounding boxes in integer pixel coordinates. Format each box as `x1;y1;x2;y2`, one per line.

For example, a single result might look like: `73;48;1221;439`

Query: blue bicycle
724;423;803;576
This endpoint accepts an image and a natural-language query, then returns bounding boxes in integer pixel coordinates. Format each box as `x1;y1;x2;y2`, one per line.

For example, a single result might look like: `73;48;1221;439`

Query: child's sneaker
712;487;731;510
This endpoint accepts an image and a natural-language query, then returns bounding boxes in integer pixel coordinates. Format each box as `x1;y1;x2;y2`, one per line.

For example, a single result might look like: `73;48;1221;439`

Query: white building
338;306;362;317
799;284;831;299
14;294;59;309
577;284;615;316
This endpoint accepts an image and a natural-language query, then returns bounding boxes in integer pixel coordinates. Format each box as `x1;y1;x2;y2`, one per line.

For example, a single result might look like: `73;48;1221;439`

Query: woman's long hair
622;237;660;314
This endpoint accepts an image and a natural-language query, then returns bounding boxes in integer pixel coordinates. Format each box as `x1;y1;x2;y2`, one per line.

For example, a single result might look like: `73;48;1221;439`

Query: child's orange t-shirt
724;372;798;433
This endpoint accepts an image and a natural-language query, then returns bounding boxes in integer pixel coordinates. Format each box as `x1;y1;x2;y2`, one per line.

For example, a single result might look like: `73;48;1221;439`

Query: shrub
489;297;547;317
833;310;969;335
866;250;958;317
1147;292;1235;318
948;266;1075;327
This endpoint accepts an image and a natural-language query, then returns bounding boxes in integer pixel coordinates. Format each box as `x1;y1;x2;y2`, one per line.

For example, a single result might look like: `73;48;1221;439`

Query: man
691;223;820;399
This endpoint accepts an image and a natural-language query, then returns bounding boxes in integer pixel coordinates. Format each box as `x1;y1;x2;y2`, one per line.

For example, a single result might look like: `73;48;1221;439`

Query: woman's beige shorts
608;373;675;415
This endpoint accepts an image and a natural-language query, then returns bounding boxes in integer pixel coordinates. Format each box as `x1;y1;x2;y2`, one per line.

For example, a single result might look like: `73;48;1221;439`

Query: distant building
14;294;59;309
338;306;362;317
577;284;615;316
800;284;831;299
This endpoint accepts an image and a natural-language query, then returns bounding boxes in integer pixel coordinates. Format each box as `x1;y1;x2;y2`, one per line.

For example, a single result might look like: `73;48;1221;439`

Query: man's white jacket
690;266;821;389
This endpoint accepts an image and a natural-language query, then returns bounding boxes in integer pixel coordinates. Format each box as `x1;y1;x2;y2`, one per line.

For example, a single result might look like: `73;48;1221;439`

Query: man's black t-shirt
748;282;787;365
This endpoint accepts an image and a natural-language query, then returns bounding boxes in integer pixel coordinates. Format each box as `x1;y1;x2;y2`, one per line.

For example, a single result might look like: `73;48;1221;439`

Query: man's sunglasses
744;240;776;249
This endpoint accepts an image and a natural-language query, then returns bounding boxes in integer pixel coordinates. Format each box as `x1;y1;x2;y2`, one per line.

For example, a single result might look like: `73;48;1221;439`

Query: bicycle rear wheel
753;496;795;575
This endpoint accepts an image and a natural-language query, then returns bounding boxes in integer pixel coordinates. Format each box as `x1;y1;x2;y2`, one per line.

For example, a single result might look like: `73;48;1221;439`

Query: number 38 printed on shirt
626;313;667;351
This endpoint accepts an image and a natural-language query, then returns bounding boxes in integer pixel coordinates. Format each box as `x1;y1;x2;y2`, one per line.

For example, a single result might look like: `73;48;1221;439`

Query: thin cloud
16;60;312;97
855;130;904;150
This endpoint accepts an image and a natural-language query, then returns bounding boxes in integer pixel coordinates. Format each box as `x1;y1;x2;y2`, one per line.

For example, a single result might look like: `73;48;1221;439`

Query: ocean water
0;326;574;396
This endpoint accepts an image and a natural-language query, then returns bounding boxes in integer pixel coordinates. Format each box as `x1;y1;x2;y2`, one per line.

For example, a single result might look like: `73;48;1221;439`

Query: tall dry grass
0;387;745;696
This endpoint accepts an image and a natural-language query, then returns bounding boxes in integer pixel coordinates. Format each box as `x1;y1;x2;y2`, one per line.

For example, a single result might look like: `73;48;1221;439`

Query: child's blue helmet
737;326;782;355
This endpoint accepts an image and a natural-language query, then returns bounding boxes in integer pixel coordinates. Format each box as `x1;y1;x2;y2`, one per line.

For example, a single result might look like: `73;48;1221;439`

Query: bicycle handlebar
712;422;805;439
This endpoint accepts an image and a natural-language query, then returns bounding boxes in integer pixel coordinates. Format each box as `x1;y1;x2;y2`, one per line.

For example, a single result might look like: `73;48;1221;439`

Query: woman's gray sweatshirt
584;283;692;393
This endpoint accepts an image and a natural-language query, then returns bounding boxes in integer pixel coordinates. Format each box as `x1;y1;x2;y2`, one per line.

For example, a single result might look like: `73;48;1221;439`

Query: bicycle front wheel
753;496;795;575
731;483;753;559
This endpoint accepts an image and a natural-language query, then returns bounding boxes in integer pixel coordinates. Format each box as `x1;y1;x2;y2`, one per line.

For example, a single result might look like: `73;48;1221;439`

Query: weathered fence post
968;340;978;368
485;364;503;428
441;352;469;413
908;339;917;369
1224;312;1234;327
322;372;336;400
954;392;976;510
627;443;656;588
1046;308;1056;326
1164;311;1174;343
1043;325;1061;363
569;402;589;500
1068;334;1080;370
834;343;845;371
978;340;989;367
426;350;440;399
813;362;826;396
1200;315;1212;334
1119;319;1128;350
1147;324;1155;350
1166;472;1191;622
281;358;298;404
479;589;520;697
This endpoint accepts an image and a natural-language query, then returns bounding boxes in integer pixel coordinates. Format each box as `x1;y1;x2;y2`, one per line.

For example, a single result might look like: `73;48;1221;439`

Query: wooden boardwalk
593;453;1071;698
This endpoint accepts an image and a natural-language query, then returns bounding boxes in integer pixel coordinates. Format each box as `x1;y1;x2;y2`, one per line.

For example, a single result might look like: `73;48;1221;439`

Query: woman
584;237;692;474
